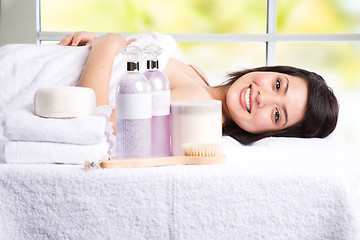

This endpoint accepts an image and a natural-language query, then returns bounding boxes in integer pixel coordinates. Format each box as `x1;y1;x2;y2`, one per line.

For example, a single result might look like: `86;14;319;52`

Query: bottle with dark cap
116;46;152;158
143;45;171;157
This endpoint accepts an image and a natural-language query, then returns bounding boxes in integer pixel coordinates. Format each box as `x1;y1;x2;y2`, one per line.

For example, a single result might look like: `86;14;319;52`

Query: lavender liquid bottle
116;47;152;158
143;45;171;157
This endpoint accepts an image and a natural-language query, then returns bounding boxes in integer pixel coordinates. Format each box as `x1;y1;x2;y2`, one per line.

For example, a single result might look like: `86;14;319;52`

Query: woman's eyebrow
284;76;289;94
283;108;288;126
282;76;289;126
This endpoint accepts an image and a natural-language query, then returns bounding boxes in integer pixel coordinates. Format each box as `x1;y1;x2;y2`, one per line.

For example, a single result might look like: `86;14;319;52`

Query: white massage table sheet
1;137;359;240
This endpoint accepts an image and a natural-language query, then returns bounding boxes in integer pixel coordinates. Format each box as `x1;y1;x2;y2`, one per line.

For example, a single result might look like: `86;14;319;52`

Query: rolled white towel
4;141;109;164
3;106;113;145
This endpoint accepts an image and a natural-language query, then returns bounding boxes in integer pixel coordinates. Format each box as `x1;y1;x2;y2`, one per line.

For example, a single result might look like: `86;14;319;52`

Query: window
16;0;360;149
40;0;267;34
277;0;360;34
39;0;268;84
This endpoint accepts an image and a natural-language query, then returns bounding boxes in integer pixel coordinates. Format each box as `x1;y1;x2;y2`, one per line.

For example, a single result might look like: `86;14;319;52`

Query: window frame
1;0;359;65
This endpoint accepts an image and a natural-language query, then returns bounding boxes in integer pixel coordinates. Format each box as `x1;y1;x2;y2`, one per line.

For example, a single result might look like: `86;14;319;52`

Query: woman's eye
274;108;280;123
275;79;281;91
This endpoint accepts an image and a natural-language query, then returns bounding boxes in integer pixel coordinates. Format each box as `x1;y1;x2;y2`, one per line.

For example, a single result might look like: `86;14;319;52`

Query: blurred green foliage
41;0;267;33
277;0;359;33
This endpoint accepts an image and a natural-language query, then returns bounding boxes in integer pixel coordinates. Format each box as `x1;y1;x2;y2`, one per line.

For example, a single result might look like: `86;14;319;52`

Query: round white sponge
34;86;96;118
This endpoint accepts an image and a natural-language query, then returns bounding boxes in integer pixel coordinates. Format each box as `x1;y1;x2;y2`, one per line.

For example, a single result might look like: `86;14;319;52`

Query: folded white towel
3;106;113;145
4;141;109;164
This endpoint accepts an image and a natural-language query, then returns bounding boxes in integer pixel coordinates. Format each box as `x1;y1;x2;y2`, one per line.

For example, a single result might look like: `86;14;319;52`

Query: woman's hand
58;31;99;46
90;33;136;55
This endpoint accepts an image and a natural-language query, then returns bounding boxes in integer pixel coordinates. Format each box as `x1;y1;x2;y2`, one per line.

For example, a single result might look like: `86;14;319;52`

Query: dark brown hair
220;66;339;145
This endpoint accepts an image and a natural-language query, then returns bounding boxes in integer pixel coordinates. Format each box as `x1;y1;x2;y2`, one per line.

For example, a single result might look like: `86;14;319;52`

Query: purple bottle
116;46;152;158
143;45;171;157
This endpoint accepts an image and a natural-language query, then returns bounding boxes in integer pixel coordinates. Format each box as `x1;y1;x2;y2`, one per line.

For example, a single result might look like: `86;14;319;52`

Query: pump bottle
116;46;152;158
143;45;171;157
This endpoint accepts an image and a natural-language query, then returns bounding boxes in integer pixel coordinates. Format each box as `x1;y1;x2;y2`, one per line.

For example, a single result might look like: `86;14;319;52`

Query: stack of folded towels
3;87;115;165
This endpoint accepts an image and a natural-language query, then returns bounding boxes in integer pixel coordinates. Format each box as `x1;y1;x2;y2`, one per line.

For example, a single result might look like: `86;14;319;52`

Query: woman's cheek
251;113;273;133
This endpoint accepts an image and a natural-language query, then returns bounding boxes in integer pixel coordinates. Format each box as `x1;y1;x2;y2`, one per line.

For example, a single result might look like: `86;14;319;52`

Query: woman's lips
240;85;250;113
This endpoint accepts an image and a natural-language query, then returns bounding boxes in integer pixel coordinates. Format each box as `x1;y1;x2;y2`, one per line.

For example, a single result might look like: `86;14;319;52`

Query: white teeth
245;86;251;113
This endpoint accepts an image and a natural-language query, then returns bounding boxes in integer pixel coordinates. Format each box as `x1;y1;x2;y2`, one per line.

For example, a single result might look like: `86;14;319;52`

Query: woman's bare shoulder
164;58;213;102
170;84;212;102
164;58;209;89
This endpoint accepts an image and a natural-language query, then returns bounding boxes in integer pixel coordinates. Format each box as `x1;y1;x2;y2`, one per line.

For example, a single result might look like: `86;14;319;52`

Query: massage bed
1;33;360;239
1;136;360;239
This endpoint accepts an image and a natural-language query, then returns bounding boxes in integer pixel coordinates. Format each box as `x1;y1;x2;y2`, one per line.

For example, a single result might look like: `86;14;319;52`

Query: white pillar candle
170;100;222;156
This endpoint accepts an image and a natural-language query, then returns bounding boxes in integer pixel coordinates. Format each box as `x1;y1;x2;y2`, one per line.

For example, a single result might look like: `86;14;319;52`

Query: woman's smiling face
225;71;308;134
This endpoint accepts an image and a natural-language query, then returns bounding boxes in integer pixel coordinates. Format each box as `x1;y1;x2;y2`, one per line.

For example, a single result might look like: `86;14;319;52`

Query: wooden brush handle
100;155;226;168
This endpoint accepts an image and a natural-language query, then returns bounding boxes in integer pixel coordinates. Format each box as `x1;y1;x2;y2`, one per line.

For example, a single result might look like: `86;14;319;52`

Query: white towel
3;105;113;145
0;32;184;120
0;33;184;163
4;141;109;164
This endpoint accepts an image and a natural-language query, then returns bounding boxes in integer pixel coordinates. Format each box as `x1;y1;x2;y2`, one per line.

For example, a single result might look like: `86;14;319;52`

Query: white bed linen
0;136;359;240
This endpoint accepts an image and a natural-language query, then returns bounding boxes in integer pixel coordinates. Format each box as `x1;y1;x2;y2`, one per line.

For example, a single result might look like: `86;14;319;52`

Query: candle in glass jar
170;100;222;156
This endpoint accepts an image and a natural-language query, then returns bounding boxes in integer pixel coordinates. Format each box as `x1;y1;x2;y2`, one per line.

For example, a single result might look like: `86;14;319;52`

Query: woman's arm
78;33;129;106
81;33;135;132
59;32;133;104
59;32;135;132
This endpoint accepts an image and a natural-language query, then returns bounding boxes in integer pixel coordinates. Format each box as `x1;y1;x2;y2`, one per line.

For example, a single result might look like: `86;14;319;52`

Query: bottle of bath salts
143;45;171;157
116;46;152;158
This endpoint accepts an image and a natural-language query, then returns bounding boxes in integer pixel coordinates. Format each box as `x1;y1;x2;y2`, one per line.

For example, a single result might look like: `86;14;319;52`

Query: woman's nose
255;90;264;108
256;90;276;108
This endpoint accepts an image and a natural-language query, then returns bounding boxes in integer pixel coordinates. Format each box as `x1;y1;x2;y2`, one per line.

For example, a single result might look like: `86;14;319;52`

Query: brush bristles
182;143;223;157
